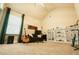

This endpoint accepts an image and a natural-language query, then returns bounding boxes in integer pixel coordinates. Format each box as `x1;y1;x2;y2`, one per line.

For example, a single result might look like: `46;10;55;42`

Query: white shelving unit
47;27;67;43
54;27;67;42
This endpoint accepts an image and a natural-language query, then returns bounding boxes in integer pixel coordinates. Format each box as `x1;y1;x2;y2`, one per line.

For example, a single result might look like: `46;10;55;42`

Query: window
0;3;3;10
6;13;22;35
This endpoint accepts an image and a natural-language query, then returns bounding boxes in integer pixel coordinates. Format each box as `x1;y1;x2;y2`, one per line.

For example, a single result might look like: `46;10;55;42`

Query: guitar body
21;28;29;43
22;35;29;43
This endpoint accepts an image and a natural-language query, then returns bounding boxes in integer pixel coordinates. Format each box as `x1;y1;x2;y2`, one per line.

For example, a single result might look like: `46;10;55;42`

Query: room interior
0;3;79;55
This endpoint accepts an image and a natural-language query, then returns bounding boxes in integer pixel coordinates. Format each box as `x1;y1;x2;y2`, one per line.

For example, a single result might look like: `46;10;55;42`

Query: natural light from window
6;14;22;34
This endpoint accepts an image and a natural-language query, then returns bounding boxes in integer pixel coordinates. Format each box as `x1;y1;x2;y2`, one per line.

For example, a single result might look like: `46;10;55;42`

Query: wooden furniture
28;25;37;30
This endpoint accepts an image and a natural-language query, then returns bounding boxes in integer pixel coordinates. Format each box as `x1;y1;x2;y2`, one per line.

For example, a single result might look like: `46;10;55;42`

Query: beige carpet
0;41;79;55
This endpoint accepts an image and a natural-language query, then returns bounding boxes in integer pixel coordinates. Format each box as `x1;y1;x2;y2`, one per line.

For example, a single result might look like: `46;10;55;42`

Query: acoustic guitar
22;28;29;43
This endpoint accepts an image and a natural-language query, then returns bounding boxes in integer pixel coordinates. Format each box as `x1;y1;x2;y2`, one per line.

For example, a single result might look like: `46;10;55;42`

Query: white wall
74;4;79;19
23;15;41;35
42;7;77;33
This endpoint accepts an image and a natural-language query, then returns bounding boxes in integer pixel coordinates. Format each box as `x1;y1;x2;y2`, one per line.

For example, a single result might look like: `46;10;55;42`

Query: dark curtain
0;7;11;44
18;14;25;43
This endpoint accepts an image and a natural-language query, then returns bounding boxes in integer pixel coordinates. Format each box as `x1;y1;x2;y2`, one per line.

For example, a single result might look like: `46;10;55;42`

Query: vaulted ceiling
5;3;74;20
